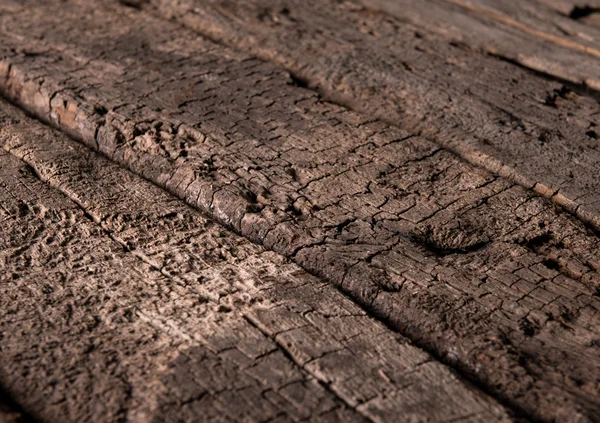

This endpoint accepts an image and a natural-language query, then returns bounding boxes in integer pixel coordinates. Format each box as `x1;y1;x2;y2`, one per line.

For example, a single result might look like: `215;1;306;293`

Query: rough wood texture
361;0;600;85
0;2;599;422
0;98;514;423
131;0;600;232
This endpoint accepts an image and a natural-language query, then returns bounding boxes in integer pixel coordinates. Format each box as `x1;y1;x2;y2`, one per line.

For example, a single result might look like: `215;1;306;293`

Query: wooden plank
130;0;600;231
363;0;600;86
0;1;599;421
0;99;513;423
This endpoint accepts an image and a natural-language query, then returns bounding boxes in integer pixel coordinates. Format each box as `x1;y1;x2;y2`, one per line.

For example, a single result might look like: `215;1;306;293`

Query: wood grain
132;0;600;231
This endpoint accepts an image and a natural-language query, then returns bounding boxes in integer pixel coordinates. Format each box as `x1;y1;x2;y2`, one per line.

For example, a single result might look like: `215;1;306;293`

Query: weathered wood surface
132;0;600;231
364;0;600;84
0;98;515;423
0;1;599;422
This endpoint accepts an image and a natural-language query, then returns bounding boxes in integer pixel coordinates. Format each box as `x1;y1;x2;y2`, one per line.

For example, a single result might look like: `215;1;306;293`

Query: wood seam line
240;314;382;423
2;135;518;423
446;0;600;60
120;0;600;233
3;138;458;423
420;132;600;232
3;144;374;420
0;95;548;423
0;78;529;423
0;103;529;423
2;145;373;422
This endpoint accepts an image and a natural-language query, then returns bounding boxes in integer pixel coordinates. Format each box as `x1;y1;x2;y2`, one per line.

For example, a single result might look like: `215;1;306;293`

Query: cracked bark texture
0;99;514;423
0;1;599;422
129;0;600;231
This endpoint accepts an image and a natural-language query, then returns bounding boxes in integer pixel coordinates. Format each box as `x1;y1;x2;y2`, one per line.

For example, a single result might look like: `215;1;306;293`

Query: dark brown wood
0;1;599;422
